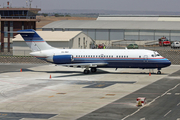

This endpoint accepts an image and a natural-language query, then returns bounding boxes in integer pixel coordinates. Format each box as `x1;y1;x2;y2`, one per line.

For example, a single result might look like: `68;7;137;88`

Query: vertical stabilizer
17;29;53;51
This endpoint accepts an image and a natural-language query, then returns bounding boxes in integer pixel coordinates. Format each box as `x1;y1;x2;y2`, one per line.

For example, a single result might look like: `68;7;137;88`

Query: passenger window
151;54;154;57
139;56;141;58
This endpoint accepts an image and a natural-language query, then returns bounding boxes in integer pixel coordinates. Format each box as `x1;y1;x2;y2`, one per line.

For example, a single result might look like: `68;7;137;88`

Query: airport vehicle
98;44;104;49
17;29;171;74
171;42;180;49
127;44;139;49
159;37;171;46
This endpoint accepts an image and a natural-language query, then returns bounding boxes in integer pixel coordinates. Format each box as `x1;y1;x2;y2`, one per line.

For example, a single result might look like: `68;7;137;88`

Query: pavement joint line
121;83;180;120
164;110;172;117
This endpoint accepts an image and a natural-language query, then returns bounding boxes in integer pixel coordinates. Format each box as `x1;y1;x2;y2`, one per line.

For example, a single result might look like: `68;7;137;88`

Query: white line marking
164;110;172;117
167;93;171;95
175;93;180;95
121;83;180;120
177;102;180;106
140;118;146;120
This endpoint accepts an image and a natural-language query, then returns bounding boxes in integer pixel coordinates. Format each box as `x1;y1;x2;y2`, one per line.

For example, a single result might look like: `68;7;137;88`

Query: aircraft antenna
29;0;33;8
26;0;28;8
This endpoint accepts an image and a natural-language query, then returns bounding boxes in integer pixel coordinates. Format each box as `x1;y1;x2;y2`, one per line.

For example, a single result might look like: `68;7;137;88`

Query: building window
22;22;24;30
4;21;8;38
10;21;13;37
83;37;85;44
78;38;80;47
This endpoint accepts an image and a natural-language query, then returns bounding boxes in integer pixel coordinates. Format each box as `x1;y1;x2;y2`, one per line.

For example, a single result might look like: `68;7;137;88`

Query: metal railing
1;16;36;19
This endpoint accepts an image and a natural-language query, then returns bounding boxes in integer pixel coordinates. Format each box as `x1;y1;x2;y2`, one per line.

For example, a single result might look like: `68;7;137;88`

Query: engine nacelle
53;55;73;64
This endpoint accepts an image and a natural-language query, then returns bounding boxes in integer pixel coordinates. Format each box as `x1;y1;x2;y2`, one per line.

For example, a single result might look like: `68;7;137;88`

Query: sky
0;0;180;12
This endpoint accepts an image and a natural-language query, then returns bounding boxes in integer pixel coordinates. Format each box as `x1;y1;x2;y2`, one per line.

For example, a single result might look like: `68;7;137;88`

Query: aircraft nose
165;59;171;67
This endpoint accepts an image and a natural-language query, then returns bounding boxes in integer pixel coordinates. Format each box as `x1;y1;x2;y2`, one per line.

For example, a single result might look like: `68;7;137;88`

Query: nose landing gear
157;68;161;74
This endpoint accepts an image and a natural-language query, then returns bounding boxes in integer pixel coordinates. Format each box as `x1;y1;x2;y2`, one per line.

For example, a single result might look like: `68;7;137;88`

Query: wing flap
57;63;108;68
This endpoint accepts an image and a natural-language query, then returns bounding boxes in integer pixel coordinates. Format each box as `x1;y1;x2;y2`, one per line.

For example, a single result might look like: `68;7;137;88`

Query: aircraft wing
57;63;108;68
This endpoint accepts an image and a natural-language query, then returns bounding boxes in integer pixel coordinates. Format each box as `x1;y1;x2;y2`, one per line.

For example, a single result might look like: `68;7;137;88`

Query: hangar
13;31;94;56
42;15;180;46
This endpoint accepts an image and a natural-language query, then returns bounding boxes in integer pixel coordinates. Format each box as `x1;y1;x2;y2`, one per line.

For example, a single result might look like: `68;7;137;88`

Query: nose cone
164;59;171;67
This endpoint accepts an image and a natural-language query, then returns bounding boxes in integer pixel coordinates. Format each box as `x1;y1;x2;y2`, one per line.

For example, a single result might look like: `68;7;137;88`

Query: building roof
13;31;82;42
0;8;41;11
97;15;180;21
42;20;180;31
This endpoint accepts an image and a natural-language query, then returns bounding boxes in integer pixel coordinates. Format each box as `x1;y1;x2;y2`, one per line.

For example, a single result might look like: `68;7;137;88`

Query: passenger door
144;55;148;62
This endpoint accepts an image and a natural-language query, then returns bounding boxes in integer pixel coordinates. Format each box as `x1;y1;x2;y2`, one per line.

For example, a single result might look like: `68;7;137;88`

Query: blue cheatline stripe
73;58;168;61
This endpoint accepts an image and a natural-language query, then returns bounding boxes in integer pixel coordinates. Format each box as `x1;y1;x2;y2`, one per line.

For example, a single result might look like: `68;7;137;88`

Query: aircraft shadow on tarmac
21;68;167;78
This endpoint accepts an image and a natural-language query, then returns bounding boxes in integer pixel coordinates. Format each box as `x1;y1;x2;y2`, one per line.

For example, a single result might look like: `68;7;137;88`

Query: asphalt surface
0;63;42;73
78;70;180;120
0;63;179;120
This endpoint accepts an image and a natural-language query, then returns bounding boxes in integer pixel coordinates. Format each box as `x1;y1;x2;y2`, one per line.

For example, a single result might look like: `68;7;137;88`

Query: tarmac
0;63;179;120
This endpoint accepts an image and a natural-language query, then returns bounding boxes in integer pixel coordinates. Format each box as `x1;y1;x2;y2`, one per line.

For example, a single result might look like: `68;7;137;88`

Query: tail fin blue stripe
18;29;44;42
17;29;54;51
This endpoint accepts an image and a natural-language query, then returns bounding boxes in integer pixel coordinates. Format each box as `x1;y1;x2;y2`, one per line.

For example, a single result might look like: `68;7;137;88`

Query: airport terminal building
42;15;180;45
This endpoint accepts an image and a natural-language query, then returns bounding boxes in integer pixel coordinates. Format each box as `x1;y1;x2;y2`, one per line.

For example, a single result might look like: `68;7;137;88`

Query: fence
0;50;48;64
0;49;180;65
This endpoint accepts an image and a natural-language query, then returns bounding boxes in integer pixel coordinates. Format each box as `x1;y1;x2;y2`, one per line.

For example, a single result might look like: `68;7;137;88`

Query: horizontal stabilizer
17;31;35;33
1;31;35;33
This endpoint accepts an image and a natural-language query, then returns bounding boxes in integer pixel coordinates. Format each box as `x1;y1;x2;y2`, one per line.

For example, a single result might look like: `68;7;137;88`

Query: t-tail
17;29;54;51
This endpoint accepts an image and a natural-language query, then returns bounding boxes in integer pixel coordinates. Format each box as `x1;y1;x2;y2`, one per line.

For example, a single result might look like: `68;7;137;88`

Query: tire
157;71;161;74
91;68;97;73
84;70;90;74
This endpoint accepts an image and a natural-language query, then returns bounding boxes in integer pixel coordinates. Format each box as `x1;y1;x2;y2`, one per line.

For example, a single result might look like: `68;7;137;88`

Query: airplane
17;29;171;74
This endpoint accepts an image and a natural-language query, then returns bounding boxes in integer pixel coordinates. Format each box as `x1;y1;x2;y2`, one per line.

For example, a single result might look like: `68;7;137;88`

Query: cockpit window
154;52;161;57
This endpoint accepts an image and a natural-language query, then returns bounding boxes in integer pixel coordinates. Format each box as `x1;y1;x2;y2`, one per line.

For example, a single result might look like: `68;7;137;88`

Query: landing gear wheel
91;68;97;73
157;71;161;74
84;70;90;74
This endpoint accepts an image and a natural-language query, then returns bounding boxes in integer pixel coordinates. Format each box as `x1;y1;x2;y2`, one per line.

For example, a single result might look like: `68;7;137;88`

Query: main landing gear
157;68;161;74
83;68;97;74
